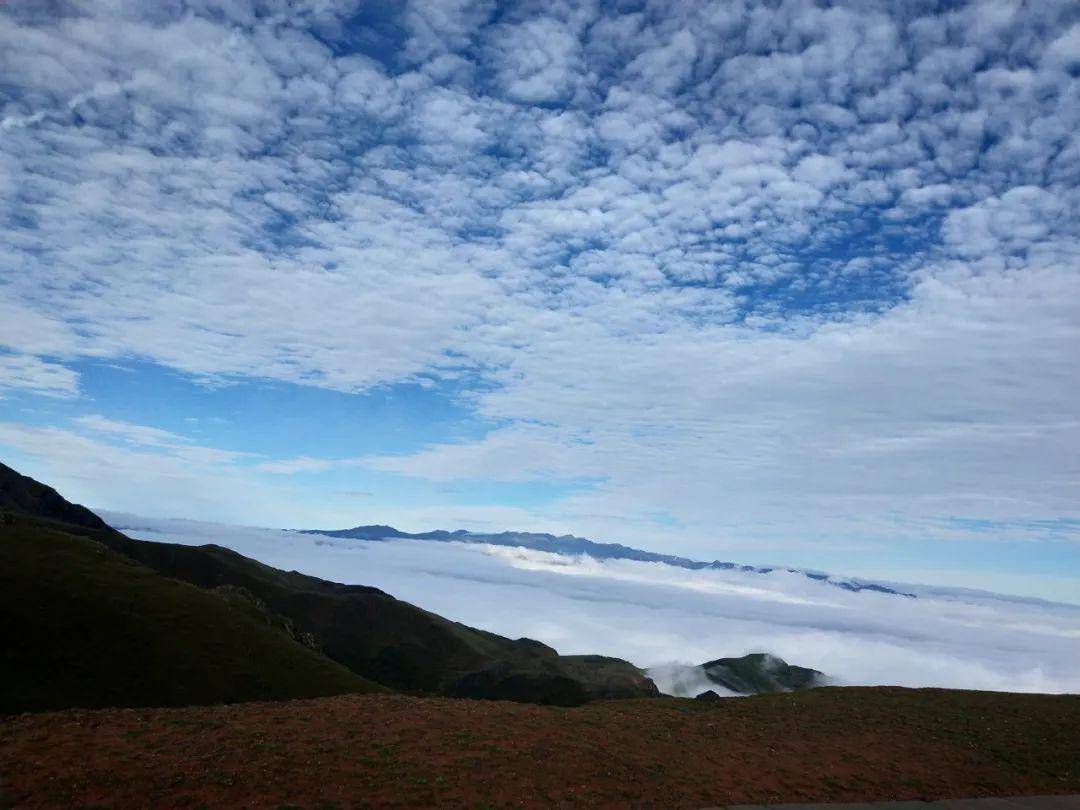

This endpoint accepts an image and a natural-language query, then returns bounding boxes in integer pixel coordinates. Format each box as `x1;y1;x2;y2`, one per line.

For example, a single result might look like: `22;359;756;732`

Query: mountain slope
648;653;827;697
1;463;656;708
0;461;110;532
98;531;657;704
701;653;825;694
302;523;916;597
0;513;383;713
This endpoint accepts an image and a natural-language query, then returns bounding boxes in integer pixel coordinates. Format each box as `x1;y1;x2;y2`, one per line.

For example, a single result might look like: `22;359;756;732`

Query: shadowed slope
97;531;658;704
0;461;109;531
0;515;384;713
0;462;656;708
702;653;826;694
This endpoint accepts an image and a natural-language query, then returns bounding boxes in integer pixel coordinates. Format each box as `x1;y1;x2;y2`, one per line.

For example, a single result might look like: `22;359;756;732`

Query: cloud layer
107;513;1080;696
1;0;1078;555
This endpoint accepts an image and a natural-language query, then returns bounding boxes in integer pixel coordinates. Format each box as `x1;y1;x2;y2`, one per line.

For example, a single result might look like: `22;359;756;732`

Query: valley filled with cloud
107;513;1080;696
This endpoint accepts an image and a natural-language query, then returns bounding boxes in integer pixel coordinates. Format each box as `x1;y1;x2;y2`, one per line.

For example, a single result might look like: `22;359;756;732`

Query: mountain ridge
0;462;658;710
700;652;826;694
1;465;385;713
301;523;917;598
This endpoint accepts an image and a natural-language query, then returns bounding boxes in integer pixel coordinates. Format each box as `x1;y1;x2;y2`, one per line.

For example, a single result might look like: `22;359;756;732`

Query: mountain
0;462;111;532
648;653;827;697
700;653;825;694
97;531;657;705
302;523;916;598
0;463;657;710
1;466;383;713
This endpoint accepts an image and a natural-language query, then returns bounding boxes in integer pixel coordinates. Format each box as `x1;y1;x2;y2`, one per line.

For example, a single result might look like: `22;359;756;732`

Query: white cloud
253;455;350;474
792;154;849;189
0;0;1077;558
0;420;300;524
75;415;191;448
105;515;1080;695
365;257;1080;551
486;17;588;104
403;0;495;64
623;28;697;95
0;353;79;398
1041;24;1080;72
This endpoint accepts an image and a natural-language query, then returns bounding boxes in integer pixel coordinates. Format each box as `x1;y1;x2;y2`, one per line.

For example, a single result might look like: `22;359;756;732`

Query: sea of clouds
104;512;1080;696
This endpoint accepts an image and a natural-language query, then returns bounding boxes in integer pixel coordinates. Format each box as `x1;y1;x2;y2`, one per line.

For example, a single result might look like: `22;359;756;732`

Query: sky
1;0;1078;600
108;513;1080;694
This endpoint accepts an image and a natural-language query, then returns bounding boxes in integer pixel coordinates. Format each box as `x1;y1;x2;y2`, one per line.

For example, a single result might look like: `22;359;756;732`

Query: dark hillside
0;515;383;713
701;652;825;693
0;461;109;531
0;462;655;708
99;531;657;704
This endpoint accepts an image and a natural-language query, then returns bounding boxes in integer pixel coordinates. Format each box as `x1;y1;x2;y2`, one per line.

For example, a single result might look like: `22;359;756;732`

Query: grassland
3;686;1079;808
0;517;384;713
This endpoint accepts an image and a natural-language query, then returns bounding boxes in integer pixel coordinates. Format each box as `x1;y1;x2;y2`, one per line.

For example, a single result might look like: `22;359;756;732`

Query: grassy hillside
0;461;655;708
4;687;1078;808
701;652;825;693
98;532;658;704
0;516;384;713
0;462;110;531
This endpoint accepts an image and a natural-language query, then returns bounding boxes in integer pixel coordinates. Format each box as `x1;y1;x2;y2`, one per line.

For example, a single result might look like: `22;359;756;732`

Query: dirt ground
3;686;1078;809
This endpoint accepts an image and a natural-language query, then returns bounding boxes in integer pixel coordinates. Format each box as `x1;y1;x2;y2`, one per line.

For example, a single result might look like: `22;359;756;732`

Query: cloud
0;353;79;398
0;420;307;525
0;0;1077;557
402;0;496;64
253;455;355;475
364;257;1080;550
486;17;589;104
646;664;738;699
76;414;254;466
75;415;194;448
105;514;1080;696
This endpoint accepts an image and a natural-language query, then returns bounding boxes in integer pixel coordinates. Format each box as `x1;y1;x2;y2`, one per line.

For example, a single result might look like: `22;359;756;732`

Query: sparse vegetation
3;688;1079;808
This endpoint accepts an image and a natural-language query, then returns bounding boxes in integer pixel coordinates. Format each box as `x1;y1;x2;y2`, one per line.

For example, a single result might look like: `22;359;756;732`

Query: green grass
0;516;385;713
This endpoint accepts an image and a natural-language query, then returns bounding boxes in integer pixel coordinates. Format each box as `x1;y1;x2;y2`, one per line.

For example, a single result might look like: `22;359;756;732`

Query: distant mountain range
301;524;917;598
0;462;656;711
1;460;833;713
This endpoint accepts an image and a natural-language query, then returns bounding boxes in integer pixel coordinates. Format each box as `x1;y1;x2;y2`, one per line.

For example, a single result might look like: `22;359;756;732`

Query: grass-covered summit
701;652;825;694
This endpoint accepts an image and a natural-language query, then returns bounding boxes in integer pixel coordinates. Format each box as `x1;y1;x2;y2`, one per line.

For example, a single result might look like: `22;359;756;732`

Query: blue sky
1;0;1078;600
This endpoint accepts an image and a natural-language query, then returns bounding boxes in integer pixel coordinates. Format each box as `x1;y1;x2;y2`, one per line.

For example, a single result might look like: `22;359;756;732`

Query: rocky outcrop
212;585;320;651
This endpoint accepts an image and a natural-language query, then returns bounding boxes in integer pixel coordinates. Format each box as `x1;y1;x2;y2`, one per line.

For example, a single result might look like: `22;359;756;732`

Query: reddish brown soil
3;687;1078;809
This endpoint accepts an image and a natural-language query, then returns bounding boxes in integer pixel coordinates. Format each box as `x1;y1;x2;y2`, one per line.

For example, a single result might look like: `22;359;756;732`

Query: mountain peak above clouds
301;522;918;598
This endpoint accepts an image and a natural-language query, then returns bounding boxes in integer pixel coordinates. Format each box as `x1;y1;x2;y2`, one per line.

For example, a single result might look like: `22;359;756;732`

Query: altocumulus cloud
0;0;1078;555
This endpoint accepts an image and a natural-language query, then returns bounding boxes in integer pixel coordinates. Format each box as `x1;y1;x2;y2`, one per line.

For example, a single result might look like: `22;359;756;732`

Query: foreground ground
3;687;1079;809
